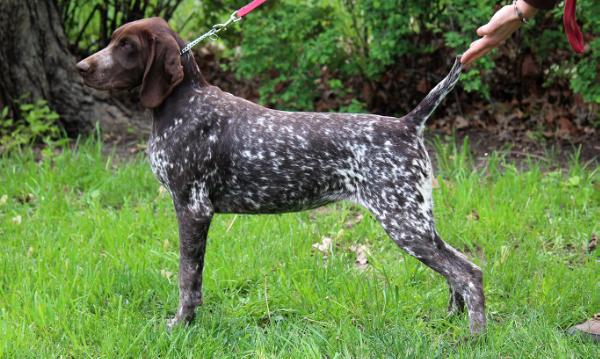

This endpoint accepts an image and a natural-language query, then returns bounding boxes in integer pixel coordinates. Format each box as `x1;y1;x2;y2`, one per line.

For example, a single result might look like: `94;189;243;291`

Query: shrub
58;1;600;113
0;100;67;155
233;0;599;111
570;1;600;104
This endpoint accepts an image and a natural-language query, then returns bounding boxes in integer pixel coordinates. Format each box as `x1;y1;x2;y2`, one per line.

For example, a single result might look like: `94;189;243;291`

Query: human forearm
523;0;560;10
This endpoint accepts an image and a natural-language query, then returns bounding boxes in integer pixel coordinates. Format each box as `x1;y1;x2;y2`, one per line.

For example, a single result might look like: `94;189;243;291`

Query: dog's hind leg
361;183;486;334
377;214;485;333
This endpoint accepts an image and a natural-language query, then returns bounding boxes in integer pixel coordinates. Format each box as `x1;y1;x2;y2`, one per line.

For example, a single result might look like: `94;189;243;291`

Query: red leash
564;0;584;54
237;0;268;18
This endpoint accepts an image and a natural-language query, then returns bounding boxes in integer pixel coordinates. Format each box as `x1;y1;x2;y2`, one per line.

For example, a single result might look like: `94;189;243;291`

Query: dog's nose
76;61;91;74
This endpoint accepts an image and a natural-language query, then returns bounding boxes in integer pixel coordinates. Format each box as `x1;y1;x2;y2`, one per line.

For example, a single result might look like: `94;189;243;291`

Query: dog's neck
151;51;210;133
180;51;208;89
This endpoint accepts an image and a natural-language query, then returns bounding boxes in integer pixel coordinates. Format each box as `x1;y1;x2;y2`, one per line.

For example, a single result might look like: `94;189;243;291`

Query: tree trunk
0;0;148;139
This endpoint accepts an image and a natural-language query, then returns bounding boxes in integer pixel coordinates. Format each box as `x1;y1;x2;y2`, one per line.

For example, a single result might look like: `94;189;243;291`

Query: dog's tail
406;56;462;131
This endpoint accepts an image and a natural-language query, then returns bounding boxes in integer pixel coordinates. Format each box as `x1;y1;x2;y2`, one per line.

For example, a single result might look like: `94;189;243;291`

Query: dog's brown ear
140;31;184;108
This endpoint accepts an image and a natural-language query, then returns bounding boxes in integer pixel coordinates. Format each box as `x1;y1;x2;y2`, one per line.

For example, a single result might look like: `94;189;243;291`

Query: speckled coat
77;18;486;334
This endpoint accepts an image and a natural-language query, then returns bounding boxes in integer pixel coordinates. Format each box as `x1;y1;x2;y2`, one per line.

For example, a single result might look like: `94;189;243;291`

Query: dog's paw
166;316;181;331
166;308;196;331
468;312;487;336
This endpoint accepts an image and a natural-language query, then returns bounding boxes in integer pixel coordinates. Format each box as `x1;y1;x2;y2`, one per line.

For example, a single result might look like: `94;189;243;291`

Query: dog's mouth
81;79;107;90
81;76;133;91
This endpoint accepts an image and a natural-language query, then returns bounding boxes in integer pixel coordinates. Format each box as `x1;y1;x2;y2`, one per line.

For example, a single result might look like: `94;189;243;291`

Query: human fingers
461;38;492;65
477;5;514;37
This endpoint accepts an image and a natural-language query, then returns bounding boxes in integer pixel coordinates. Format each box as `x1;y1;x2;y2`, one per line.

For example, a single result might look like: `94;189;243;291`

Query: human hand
461;0;538;65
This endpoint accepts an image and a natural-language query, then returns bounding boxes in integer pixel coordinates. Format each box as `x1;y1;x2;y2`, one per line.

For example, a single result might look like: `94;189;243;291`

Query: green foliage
236;1;345;110
440;0;497;97
237;0;452;110
232;0;599;109
570;38;600;104
569;2;600;104
58;0;186;55
0;100;67;155
60;0;600;110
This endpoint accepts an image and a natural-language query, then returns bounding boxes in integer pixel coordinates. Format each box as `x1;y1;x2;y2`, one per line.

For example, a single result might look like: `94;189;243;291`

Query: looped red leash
564;0;584;54
180;0;268;55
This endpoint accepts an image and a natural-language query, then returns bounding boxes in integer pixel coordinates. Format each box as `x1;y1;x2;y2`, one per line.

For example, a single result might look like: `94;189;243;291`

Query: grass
0;138;598;357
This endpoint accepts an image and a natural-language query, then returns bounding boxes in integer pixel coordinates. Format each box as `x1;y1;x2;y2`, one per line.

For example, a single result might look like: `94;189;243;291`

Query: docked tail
407;56;462;130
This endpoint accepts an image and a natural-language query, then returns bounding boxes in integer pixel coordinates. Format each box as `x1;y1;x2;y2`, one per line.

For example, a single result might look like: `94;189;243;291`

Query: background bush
0;100;66;155
58;0;600;116
43;1;592;120
233;0;599;113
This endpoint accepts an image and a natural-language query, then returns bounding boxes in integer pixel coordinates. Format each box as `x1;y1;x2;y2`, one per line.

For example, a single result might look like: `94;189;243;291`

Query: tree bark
0;0;148;139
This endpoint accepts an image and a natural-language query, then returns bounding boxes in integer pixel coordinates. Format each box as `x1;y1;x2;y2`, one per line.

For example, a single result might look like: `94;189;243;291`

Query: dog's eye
119;39;131;49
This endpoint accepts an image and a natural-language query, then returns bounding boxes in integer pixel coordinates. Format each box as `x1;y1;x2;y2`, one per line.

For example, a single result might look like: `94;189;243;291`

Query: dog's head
76;17;184;108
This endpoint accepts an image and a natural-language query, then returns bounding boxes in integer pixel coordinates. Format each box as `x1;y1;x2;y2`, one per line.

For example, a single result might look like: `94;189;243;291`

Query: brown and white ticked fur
77;18;486;334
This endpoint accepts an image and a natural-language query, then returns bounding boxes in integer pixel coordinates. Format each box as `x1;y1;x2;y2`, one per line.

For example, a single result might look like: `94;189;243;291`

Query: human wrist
516;0;538;19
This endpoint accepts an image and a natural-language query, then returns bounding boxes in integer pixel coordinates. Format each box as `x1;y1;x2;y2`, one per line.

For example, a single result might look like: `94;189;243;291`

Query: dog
77;17;486;334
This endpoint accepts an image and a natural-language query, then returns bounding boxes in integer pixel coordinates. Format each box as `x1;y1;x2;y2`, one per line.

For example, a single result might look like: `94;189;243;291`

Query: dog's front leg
167;190;213;329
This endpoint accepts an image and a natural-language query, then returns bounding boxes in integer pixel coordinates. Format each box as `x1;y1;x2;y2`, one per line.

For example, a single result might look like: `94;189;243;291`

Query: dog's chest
148;125;189;190
147;119;213;192
148;137;174;189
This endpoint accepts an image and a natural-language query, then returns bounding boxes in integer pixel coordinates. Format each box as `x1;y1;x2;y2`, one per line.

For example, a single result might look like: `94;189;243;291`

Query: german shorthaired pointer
77;18;486;334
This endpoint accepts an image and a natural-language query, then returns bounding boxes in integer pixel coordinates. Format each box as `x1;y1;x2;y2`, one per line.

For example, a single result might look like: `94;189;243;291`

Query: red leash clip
180;0;268;55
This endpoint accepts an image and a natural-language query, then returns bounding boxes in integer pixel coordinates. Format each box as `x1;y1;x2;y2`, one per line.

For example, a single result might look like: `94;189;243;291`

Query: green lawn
1;139;598;357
